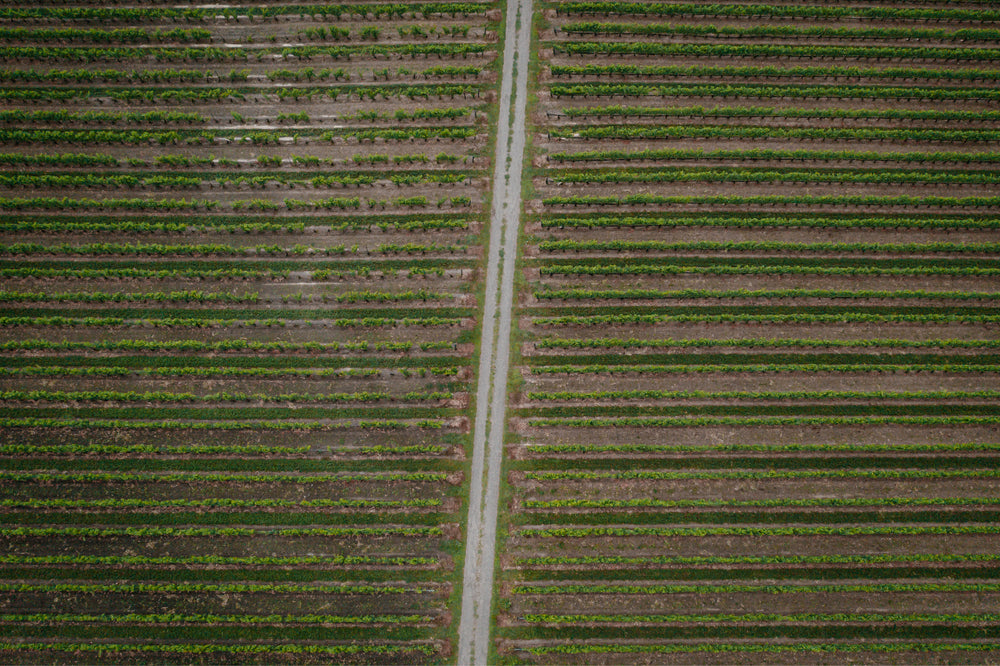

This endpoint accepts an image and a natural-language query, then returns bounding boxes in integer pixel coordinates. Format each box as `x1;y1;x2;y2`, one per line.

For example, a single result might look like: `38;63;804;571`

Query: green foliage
321;127;476;141
0;554;436;567
534;287;1000;301
0;418;447;431
0;315;462;329
0;197;216;211
3;498;440;510
532;313;1000;327
543;194;1000;208
0;365;459;379
0;642;437;657
0;109;205;125
0;242;339;256
0;27;212;44
548;124;1000;142
534;337;1000;351
0;339;451;354
549;82;1000;101
0;525;442;537
530;363;1000;375
552;42;1000;63
0;82;482;104
551;63;1000;83
547;167;1000;186
0;153;119;168
0;612;433;625
539;215;1000;230
1;389;452;404
531;416;1000;427
558;105;1000;123
537;239;1000;254
0;68;210;84
556;22;1000;43
1;471;447;483
554;3;1000;21
524;643;1000;656
548;147;1000;165
525;443;1000;455
540;262;1000;277
518;525;1000;539
0;4;491;21
527;389;1000;402
0;290;257;304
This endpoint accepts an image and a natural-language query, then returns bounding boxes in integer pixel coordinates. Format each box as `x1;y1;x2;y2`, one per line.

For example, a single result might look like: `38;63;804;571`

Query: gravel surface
457;0;533;662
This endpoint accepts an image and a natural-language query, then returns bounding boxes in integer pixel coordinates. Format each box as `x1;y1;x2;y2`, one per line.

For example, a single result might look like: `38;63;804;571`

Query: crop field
497;0;1000;663
4;0;1000;662
0;0;501;662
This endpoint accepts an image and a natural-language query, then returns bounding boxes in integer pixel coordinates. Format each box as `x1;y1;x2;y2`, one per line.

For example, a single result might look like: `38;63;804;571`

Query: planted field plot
0;0;500;662
498;0;1000;663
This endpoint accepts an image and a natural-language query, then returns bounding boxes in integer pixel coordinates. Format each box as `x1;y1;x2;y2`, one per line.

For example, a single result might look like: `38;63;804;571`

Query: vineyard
5;0;1000;662
0;0;501;662
496;0;1000;663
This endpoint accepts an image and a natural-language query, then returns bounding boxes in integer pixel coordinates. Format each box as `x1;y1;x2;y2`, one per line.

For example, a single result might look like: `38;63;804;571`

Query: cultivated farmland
497;0;1000;663
0;0;500;662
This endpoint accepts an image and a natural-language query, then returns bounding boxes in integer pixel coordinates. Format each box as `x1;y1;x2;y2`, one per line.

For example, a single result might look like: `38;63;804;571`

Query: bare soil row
529;225;999;244
512;476;1000;502
518;424;1000;448
506;531;1000;560
1;590;448;617
522;371;1000;395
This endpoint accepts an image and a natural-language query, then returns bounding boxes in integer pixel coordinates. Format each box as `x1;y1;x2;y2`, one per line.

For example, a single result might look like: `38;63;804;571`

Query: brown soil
547;14;997;32
0;374;459;396
5;137;490;163
532;273;1000;294
547;54;991;75
510;588;1000;616
543;113;998;131
0;424;468;453
9;228;479;249
538;136;1000;155
534;179;1000;199
530;225;999;245
2;478;456;502
513;476;1000;503
3;531;450;559
1;588;446;617
523;371;1000;395
505;641;1000;666
519;424;1000;449
506;531;999;560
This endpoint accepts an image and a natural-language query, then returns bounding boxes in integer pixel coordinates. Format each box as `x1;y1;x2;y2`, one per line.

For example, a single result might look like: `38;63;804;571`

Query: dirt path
457;0;532;662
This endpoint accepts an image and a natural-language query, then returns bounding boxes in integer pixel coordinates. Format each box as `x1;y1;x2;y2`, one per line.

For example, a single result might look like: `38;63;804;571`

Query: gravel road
456;0;533;662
